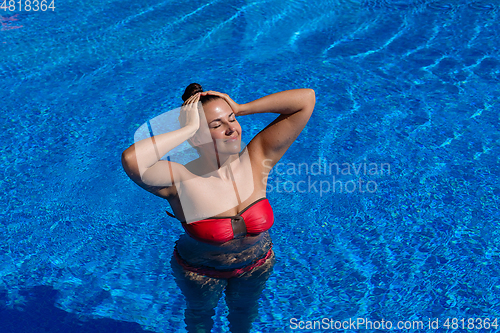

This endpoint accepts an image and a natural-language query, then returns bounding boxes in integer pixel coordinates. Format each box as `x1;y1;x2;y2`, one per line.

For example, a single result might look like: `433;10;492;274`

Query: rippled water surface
1;0;499;332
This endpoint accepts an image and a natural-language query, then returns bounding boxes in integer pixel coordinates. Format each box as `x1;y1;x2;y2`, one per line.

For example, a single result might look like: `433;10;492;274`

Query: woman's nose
226;124;236;134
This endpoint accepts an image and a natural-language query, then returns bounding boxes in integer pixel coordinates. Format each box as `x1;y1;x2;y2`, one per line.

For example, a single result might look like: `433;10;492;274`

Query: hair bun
182;83;203;102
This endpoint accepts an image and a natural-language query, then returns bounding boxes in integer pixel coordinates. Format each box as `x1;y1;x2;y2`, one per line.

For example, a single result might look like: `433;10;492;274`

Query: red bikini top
166;198;274;244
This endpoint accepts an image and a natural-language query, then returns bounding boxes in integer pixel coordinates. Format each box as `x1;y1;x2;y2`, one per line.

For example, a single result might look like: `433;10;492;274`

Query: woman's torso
155;146;273;269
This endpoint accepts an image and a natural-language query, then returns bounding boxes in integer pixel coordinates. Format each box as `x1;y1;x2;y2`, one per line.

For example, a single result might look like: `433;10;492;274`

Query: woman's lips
225;136;239;142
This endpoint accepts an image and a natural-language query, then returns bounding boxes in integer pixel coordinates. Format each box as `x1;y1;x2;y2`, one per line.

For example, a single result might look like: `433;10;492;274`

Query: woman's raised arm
121;94;201;189
222;89;316;169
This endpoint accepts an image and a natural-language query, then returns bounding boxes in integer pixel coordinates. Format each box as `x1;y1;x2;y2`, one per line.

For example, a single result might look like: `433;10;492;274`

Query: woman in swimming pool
121;83;315;332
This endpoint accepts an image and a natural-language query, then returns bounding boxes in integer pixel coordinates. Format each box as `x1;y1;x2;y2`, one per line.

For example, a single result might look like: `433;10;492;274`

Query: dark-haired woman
122;84;315;332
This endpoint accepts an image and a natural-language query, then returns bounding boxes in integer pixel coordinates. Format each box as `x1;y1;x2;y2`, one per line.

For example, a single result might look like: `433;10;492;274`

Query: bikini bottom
173;244;273;279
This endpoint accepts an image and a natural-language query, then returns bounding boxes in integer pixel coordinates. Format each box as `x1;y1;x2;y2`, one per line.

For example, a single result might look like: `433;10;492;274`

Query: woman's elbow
121;150;129;167
121;146;138;175
303;89;315;111
123;143;136;156
308;88;316;104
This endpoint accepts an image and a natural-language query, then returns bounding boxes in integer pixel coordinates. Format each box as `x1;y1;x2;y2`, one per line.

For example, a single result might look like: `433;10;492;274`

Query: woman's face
200;99;242;155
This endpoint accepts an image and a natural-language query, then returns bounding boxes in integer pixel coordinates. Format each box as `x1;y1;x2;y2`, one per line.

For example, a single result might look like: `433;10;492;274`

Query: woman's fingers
185;92;200;104
201;91;240;115
180;93;201;126
200;90;227;98
182;92;200;106
180;95;201;129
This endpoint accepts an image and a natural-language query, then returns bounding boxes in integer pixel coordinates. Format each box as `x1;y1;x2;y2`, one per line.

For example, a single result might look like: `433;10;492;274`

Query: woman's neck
202;153;239;179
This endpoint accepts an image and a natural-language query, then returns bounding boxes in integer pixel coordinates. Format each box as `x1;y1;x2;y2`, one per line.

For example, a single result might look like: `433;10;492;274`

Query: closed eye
211;117;236;128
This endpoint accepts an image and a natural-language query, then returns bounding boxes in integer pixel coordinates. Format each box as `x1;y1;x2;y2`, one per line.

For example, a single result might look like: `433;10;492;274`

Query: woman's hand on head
180;93;201;130
200;91;242;116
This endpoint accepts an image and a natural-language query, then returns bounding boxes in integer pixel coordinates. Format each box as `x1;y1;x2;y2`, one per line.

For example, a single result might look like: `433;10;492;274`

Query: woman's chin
218;141;242;154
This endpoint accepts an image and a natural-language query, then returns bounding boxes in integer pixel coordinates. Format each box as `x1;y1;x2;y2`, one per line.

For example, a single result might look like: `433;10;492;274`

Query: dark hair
182;83;203;101
182;83;221;104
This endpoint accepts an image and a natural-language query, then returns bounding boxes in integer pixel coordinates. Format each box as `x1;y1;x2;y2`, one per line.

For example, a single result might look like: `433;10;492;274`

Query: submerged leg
170;255;227;333
224;251;275;333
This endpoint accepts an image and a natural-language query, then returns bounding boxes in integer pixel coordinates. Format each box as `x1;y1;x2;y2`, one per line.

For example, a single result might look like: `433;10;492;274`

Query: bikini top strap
165;210;176;218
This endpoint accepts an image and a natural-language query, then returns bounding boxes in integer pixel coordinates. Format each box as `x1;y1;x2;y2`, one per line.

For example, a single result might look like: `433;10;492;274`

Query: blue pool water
1;0;500;332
